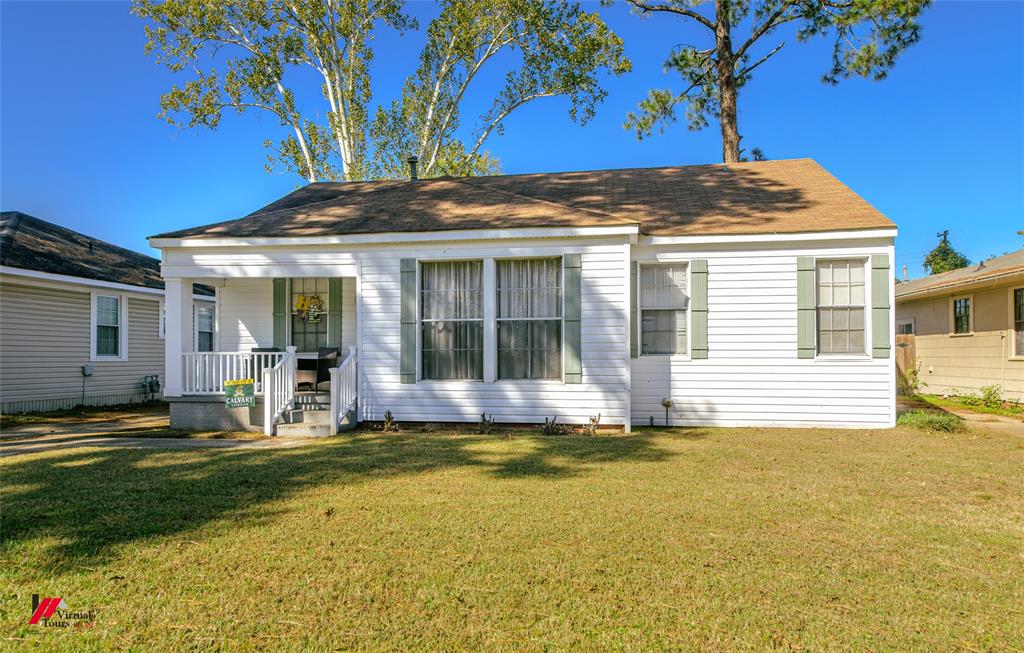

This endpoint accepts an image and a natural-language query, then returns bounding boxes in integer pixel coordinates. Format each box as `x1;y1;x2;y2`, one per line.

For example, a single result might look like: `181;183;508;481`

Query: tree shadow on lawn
1;431;679;569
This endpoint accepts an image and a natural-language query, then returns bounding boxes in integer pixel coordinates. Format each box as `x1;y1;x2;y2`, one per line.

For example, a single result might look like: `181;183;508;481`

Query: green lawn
2;425;1022;651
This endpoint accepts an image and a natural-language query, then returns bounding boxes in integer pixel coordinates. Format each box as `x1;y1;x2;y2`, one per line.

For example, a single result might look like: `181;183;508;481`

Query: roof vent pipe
902;265;908;282
407;155;419;181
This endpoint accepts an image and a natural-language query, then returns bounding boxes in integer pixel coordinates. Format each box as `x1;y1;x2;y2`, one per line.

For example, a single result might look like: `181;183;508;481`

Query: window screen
817;260;866;354
497;258;562;379
1015;289;1024;356
96;295;120;357
421;261;483;380
640;264;688;355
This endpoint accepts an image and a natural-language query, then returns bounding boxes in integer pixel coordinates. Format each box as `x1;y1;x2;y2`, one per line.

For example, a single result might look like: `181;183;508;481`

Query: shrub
382;410;400;433
897;409;964;432
582;413;601;436
979;384;1004;409
478;412;495;435
541;417;568;436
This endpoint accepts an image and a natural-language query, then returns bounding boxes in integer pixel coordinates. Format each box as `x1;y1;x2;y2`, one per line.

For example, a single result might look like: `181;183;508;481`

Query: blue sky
2;1;1021;277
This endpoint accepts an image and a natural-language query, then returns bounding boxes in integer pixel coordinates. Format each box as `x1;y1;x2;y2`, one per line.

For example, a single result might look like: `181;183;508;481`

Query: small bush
979;384;1004;409
897;409;964;432
582;413;601;436
382;410;400;433
478;412;495;435
541;417;568;436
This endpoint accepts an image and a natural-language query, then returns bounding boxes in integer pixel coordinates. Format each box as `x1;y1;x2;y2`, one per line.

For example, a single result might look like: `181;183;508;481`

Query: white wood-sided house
150;159;897;435
0;212;215;413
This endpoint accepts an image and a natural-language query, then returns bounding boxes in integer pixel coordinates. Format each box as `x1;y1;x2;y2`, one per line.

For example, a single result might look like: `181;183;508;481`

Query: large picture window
421;261;483;380
817;259;866;354
291;278;328;352
497;258;562;379
640;264;688;355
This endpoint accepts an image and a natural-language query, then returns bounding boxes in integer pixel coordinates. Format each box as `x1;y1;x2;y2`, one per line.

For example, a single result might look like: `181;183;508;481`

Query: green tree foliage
622;0;931;163
923;230;971;275
134;0;629;182
370;0;631;179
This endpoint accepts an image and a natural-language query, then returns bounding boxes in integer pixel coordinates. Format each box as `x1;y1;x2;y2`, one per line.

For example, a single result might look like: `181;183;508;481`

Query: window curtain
421;261;483;380
640;264;688;355
496;258;562;379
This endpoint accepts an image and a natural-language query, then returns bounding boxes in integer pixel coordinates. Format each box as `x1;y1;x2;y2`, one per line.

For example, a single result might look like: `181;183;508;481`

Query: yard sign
224;378;255;408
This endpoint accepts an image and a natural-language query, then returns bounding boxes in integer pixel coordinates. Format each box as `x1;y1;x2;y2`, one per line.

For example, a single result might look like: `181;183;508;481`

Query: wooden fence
895;334;917;395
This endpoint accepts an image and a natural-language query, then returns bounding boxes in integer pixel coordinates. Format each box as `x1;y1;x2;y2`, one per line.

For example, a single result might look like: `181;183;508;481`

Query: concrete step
275;422;334;438
281;408;333;425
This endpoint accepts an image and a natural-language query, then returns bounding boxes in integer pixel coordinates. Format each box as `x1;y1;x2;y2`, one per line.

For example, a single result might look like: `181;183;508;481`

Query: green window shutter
400;259;417;384
328;277;343;348
272;278;287;350
691;260;708;359
797;257;815;359
630;261;639;358
871;254;891;358
564;254;582;383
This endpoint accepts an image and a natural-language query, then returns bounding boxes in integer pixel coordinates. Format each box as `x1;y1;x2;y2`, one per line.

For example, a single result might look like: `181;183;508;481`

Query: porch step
281;407;333;425
275;421;334;438
294;392;330;409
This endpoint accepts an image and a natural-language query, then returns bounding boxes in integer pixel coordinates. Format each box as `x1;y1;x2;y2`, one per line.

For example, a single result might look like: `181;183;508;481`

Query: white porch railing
329;347;358;433
263;347;298;436
182;351;284;395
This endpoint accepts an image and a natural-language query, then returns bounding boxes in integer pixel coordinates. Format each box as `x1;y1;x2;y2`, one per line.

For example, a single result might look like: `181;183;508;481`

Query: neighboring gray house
0;212;214;413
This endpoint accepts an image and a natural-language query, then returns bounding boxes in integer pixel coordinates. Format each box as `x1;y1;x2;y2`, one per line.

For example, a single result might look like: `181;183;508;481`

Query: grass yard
2;425;1022;651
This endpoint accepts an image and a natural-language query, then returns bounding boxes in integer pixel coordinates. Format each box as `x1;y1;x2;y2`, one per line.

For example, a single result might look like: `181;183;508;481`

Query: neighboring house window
496;258;562;379
421;261;483;380
1014;288;1024;356
896;318;915;335
159;301;166;339
817;259;866;355
196;305;215;352
640;264;688;355
291;277;328;352
93;294;123;358
952;295;972;334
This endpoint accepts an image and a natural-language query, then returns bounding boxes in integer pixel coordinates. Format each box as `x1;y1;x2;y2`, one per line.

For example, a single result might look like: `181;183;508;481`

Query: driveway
0;409;320;457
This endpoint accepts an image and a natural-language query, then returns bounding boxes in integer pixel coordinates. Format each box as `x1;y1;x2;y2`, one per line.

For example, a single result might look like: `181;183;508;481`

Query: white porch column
163;277;194;396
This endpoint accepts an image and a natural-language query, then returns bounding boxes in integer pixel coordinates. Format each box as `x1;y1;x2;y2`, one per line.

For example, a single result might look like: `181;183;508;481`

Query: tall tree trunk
715;0;740;163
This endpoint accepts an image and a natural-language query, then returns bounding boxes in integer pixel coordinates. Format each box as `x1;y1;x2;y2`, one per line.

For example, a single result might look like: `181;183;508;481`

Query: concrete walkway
0;410;321;458
897;397;1024;437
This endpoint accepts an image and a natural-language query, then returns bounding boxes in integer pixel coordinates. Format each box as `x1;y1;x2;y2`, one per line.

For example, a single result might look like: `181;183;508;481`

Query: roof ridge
449;177;638;226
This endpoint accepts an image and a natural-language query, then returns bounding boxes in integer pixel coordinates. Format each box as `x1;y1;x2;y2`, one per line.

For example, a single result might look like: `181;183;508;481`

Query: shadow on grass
0;431;677;568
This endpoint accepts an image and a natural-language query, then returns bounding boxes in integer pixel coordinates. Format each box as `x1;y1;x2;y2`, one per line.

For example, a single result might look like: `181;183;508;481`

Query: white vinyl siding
359;242;628;425
217;278;274;351
631;244;894;428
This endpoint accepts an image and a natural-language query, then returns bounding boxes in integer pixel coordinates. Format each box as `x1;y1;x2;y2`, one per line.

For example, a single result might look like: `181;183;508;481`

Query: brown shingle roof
896;249;1024;300
1;211;214;295
152;158;895;240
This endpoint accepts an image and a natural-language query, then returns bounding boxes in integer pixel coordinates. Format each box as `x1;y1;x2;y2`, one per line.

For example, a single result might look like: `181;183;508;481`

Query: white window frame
494;256;565;381
637;262;691;358
814;257;870;359
90;292;128;361
949;294;974;336
194;303;216;352
1009;287;1024;359
159;300;166;339
418;259;485;382
896;317;915;336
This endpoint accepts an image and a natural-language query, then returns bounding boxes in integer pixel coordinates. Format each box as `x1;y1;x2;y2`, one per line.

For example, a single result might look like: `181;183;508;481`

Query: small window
95;294;122;358
1013;288;1023;356
817;259;866;355
640;264;688;355
196;305;215;352
896;319;914;335
421;261;483;380
952;296;972;334
159;301;166;339
497;258;562;380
